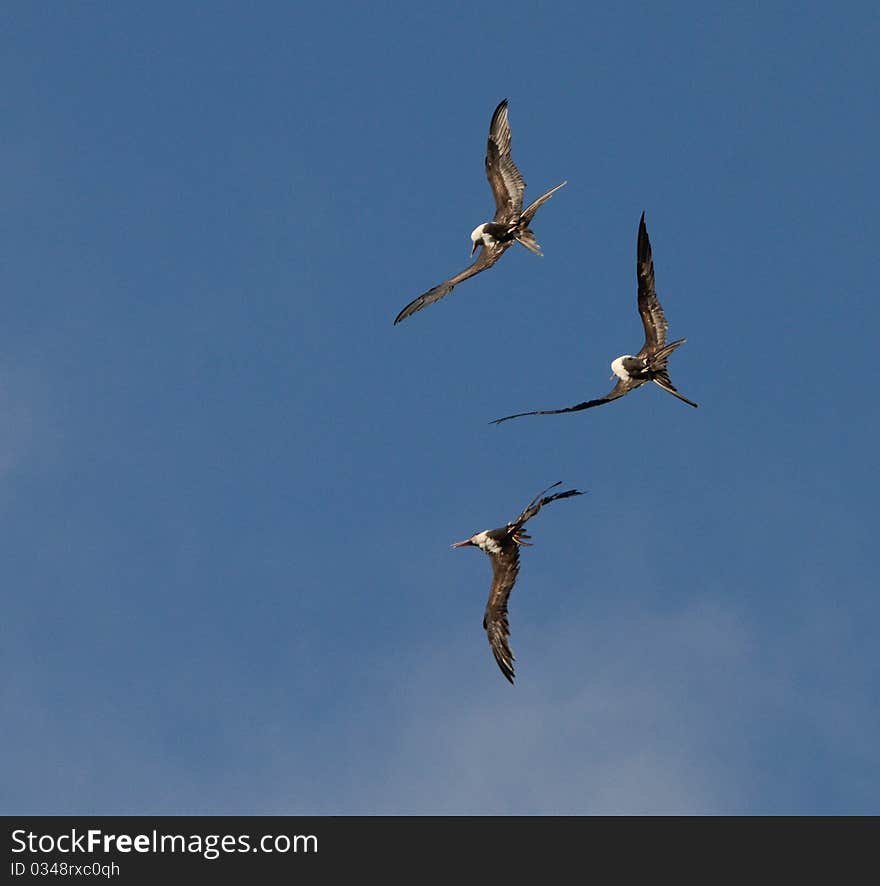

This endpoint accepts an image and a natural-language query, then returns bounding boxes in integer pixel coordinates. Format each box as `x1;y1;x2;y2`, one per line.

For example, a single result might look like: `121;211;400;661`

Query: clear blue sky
3;2;878;814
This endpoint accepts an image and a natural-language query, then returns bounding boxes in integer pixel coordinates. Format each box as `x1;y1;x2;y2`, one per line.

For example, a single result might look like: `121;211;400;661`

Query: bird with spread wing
394;99;566;325
452;482;584;684
492;212;697;424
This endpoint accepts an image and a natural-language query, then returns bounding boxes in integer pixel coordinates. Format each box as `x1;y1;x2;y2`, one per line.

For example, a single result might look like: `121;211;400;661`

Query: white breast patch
474;531;503;555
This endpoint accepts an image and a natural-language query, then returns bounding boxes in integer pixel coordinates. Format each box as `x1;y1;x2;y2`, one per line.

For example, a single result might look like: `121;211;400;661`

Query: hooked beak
451;538;475;549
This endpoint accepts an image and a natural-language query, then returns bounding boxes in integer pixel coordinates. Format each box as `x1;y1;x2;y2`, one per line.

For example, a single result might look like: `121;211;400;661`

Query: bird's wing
636;212;669;358
483;544;520;684
490;377;638;424
394;245;504;324
510;482;584;530
481;484;583;683
485;99;526;224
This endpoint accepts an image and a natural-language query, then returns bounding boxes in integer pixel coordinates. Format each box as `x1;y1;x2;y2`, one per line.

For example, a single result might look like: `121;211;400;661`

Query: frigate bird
394;99;566;325
492;212;697;424
451;482;584;684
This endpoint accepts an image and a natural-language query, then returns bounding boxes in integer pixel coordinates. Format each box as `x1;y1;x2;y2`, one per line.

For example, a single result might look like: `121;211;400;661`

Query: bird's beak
451;538;475;548
470;240;479;257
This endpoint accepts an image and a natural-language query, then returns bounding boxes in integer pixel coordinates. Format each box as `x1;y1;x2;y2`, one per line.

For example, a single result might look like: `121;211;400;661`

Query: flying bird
492;212;697;424
451;481;584;684
394;99;566;324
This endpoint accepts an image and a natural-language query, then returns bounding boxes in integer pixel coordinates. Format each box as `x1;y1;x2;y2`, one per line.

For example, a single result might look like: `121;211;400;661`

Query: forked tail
650;338;687;371
515;180;567;256
649;339;698;408
515;228;543;256
521;181;567;224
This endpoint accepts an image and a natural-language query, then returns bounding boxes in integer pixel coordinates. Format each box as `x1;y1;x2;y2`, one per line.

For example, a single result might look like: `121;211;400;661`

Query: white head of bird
470;224;489;255
611;355;634;381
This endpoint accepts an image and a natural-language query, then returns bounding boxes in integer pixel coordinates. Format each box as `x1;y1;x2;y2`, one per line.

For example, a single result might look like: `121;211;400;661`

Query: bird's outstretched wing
483;544;520;684
394;245;505;324
485;99;526;224
636;212;669;358
510;481;584;530
490;377;639;424
481;481;583;683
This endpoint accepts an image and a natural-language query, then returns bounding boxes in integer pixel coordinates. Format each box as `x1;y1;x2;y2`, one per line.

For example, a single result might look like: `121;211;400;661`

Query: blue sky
2;2;878;814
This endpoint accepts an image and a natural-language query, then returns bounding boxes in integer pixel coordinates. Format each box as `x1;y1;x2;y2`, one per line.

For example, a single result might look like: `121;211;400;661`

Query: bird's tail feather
647;339;697;407
653;373;699;408
651;337;687;369
521;181;567;224
515;228;543;256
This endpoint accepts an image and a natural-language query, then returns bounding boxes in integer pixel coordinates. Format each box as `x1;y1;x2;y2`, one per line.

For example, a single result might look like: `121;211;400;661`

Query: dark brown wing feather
636;212;669;358
483;543;519;684
481;484;583;684
490;377;639;424
485;99;526;225
510;482;585;530
394;244;507;324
